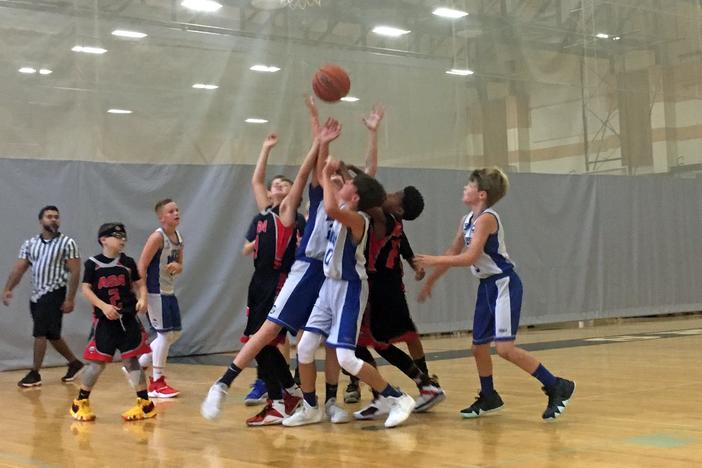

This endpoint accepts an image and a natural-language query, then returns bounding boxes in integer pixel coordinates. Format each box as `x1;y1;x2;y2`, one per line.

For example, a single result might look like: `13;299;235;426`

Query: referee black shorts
30;287;66;340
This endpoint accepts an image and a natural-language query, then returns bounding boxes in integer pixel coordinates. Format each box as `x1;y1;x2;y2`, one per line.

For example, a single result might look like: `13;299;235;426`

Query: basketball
312;64;351;102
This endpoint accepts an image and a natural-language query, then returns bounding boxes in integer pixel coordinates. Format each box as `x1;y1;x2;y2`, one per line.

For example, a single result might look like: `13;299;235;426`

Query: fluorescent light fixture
181;0;222;12
112;29;148;39
72;45;107;54
595;33;610;39
432;7;469;19
612;36;621;41
245;118;268;124
446;68;474;76
19;67;37;74
340;96;359;102
39;68;52;75
192;83;219;90
107;108;132;114
372;26;411;37
249;65;281;73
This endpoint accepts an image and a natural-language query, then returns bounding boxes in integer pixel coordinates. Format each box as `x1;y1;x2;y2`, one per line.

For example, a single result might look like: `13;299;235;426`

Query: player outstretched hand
320;118;342;143
417;283;433;303
262;133;278;149
411;259;426;281
362;103;385;131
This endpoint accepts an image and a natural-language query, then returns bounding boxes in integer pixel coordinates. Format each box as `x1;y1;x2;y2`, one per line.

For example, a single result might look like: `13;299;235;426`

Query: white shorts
303;277;368;349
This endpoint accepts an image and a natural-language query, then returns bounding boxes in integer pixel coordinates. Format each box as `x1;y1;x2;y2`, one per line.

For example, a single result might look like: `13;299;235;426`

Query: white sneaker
383;392;416;428
282;400;324;427
353;398;390;420
325;398;351;424
201;382;228;421
414;384;446;412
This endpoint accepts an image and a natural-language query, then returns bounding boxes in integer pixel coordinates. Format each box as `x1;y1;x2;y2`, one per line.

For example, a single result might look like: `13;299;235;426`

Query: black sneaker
460;390;504;418
542;378;575;420
62;360;85;382
18;370;42;388
344;382;361;404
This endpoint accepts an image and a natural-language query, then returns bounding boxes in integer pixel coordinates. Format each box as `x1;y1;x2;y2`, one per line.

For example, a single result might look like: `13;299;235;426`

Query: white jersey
463;208;514;279
146;228;183;295
296;184;332;262
322;210;369;281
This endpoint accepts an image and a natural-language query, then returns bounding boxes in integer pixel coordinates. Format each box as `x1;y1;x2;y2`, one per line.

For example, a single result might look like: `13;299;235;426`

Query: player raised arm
251;133;279;212
362;103;384;177
321;158;366;243
316;117;341;185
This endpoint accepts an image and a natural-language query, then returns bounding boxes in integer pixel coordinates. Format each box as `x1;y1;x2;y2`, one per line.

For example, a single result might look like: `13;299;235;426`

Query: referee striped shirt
18;233;80;302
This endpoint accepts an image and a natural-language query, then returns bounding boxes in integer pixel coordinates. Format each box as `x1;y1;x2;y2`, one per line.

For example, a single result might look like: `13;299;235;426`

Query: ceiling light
250;65;281;73
432;7;469;19
372;26;411;37
192;83;219;90
245;118;268;124
340;96;359;102
446;68;474;76
181;0;222;12
18;67;37;74
38;69;52;75
595;33;610;39
612;36;621;41
72;45;107;54
107;109;132;114
112;29;148;39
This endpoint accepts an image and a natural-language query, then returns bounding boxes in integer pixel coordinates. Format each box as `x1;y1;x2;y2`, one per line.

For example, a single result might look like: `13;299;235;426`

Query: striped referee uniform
19;234;79;303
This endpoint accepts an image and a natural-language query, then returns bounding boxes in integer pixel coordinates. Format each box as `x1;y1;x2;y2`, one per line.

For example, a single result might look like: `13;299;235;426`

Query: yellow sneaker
70;399;96;421
122;397;157;421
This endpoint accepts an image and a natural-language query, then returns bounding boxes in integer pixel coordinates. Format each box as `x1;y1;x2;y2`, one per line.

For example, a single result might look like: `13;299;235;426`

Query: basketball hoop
284;0;321;9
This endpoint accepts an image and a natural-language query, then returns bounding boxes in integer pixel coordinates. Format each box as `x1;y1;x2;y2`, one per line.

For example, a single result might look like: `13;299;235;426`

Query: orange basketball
312;64;351;102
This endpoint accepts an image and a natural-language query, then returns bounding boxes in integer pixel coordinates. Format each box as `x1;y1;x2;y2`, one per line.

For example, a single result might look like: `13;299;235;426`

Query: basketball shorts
267;259;325;334
366;275;418;344
146;294;182;332
84;313;151;362
30;287;66;340
243;269;287;339
304;277;368;350
472;270;523;345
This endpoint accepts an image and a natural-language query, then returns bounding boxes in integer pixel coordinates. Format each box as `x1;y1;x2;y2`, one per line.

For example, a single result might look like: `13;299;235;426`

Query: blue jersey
146;228;183;295
463;208;514;279
296;184;332;263
323;208;369;281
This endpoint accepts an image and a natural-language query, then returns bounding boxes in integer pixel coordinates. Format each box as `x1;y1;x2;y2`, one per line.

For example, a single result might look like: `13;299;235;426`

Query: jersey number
107;288;121;308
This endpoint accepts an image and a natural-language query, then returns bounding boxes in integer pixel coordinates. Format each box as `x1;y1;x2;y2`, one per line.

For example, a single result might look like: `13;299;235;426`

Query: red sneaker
283;389;302;416
246;400;285;426
147;376;180;398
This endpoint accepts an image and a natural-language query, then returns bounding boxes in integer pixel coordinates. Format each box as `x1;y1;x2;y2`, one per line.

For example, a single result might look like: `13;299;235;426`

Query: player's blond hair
468;167;509;207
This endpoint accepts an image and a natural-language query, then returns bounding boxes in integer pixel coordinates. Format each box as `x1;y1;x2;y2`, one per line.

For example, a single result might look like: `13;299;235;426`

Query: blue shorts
267;259;325;334
146;294;182;332
304;277;369;350
472;270;522;345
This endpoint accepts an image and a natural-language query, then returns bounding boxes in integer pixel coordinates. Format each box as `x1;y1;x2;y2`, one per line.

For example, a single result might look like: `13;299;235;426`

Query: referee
2;205;84;387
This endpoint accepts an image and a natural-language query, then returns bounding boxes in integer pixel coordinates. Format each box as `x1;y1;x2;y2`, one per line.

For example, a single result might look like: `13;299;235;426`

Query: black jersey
246;206;306;273
367;213;415;279
82;253;141;319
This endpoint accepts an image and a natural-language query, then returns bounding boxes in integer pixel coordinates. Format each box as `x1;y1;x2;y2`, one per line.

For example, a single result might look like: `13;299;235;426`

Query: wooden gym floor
1;315;701;467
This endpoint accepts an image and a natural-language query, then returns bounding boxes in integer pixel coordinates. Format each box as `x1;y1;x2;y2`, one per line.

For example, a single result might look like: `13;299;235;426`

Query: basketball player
137;199;184;398
283;158;416;429
70;223;155;421
415;168;576;420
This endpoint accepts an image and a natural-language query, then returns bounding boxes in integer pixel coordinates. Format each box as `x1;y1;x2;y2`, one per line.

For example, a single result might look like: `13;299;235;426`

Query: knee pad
296;332;323;364
336;348;364;376
81;362;106;388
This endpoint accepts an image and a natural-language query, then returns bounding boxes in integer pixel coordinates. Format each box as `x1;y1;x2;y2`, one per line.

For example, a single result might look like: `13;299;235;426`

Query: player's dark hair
154;199;174;213
268;175;293;190
401;186;424;221
346;165;386;211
